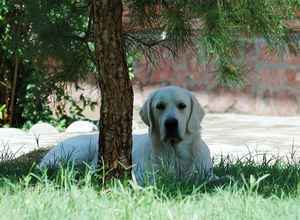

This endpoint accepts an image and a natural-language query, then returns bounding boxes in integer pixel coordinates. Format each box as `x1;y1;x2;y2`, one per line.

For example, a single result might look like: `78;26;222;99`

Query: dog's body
132;133;213;185
38;133;99;169
39;86;215;185
132;86;213;185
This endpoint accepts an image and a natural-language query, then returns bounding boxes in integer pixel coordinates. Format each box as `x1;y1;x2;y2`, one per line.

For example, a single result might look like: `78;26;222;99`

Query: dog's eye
156;103;165;110
177;103;186;110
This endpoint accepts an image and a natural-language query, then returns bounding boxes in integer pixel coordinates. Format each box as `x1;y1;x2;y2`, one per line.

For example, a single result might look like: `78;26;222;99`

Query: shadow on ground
0;148;299;198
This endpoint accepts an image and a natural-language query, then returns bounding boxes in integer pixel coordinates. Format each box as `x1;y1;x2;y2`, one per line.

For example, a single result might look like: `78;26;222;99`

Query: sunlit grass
0;146;299;220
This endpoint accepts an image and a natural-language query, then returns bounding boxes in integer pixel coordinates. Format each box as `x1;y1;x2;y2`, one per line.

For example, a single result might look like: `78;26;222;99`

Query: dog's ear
187;93;205;133
140;91;156;132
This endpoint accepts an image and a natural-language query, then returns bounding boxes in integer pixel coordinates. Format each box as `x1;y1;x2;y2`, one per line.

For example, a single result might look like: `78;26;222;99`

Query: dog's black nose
164;118;178;131
164;118;181;145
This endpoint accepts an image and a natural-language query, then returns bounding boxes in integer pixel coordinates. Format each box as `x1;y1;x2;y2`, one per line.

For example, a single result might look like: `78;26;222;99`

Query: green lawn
0;150;299;220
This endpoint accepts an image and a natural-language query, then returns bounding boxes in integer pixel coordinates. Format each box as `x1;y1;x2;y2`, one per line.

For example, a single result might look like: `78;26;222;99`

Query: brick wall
133;39;300;115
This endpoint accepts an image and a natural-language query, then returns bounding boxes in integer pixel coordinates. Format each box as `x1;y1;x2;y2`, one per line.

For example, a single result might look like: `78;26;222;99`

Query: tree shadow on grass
0;144;299;198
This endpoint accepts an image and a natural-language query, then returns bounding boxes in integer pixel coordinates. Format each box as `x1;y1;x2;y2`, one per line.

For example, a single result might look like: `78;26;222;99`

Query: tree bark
8;55;19;126
92;0;133;179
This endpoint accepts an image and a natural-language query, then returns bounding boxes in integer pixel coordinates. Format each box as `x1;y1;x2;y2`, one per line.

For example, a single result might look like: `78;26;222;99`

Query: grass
0;148;299;220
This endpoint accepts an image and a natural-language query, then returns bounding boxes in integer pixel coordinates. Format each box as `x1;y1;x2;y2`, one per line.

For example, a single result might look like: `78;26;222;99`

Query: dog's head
140;86;204;145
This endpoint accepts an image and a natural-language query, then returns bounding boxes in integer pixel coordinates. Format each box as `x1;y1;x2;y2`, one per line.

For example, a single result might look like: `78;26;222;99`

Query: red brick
286;70;296;82
285;70;300;87
132;44;300;115
283;52;300;65
257;44;283;64
256;68;288;89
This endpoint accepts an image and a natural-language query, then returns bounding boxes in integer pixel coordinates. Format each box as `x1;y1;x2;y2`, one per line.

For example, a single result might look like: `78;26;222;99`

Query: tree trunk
9;55;19;126
92;0;133;179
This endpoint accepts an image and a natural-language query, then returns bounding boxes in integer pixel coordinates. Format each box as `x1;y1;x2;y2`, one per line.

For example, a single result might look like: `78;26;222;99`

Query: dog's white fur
132;86;214;185
39;86;214;185
38;133;99;169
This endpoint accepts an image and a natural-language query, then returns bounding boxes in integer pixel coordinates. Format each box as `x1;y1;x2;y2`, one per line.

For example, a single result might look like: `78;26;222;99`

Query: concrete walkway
202;114;300;159
0;113;300;160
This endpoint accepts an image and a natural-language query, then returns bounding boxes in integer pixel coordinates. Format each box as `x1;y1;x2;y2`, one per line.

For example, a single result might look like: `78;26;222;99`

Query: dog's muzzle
164;117;182;145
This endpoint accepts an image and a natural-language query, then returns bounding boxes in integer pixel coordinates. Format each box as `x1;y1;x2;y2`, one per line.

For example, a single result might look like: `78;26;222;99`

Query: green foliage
0;0;97;128
0;104;6;121
21;0;94;81
127;0;300;88
19;68;98;130
19;68;55;128
215;59;246;89
2;0;300;127
127;50;143;80
48;87;98;130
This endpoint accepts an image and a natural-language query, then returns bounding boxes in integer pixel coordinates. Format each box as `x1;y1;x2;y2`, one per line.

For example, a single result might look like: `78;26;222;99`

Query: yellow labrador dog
132;86;214;185
39;86;215;185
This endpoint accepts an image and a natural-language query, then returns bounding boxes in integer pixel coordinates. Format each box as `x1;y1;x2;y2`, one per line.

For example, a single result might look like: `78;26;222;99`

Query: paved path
1;113;300;160
202;114;300;160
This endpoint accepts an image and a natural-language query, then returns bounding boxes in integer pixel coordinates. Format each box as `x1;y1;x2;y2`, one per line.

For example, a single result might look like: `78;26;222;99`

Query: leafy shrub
18;67;97;130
